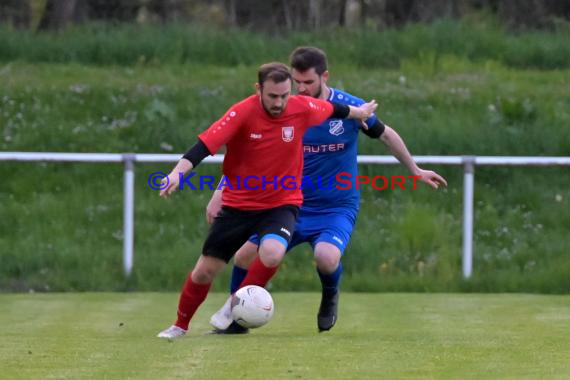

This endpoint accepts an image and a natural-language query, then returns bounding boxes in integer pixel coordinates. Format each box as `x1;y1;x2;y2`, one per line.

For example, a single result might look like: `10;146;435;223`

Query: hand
357;99;377;129
159;172;181;198
206;190;223;224
414;169;448;190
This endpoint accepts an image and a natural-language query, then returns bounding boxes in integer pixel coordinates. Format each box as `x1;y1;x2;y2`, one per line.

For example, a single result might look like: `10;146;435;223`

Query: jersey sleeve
299;96;334;129
362;113;379;131
198;103;246;154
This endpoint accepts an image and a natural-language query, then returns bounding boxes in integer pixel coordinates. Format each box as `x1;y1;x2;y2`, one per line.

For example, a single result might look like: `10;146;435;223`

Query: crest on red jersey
282;126;294;142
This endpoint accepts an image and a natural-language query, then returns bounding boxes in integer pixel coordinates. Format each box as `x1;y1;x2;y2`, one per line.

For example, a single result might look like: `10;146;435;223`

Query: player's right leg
157;255;226;339
158;206;255;339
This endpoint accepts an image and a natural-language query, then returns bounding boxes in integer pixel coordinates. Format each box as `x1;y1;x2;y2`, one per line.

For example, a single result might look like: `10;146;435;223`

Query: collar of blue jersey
327;87;335;102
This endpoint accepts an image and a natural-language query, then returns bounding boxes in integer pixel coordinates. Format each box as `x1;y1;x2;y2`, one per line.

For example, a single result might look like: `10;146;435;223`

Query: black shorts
202;204;299;263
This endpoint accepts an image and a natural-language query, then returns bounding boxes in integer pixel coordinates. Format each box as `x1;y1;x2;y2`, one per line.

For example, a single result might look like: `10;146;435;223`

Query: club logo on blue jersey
328;120;345;136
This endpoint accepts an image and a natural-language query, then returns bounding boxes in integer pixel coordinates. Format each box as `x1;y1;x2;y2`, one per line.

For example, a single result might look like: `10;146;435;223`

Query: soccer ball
231;285;274;328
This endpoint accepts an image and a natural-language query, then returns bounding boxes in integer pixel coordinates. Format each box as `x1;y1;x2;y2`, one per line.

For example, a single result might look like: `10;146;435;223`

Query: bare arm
380;126;447;189
159;158;194;198
206;179;224;224
380;126;419;175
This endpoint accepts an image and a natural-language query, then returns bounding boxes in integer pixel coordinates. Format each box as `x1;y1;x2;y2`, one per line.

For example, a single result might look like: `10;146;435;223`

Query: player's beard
269;107;283;116
262;102;284;117
313;78;322;99
298;78;322;99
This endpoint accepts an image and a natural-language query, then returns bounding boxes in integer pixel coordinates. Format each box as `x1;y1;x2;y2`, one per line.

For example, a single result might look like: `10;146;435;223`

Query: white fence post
462;156;475;279
122;154;135;277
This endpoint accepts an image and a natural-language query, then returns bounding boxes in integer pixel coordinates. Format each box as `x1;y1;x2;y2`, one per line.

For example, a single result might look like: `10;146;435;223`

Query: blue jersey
301;88;378;212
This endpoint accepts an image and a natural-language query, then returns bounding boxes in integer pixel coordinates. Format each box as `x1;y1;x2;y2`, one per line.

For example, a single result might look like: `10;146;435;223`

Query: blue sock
317;262;343;295
230;265;248;294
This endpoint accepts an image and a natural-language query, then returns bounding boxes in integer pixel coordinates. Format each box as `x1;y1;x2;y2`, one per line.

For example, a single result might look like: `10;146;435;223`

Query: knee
235;242;259;268
192;267;216;283
191;255;226;284
315;247;341;274
192;260;221;283
258;239;286;267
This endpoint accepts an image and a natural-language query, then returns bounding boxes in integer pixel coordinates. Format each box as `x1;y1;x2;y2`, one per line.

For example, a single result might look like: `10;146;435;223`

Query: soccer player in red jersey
157;62;377;338
207;47;447;335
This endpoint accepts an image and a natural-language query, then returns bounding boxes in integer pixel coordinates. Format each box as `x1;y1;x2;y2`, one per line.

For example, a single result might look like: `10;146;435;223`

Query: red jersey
199;95;334;210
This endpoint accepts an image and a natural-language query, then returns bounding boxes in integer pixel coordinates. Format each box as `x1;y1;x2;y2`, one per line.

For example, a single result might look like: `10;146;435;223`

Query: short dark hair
289;47;328;75
258;62;292;87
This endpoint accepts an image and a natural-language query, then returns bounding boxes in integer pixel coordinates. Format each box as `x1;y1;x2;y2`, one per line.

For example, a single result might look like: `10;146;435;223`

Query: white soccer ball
231;285;274;328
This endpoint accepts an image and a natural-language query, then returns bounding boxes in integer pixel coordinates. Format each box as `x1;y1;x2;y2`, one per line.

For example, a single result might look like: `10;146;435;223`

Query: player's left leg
238;204;299;289
314;242;343;332
209;240;259;332
211;223;308;334
229;227;305;293
310;210;356;332
209;235;287;335
209;205;298;334
209;238;271;335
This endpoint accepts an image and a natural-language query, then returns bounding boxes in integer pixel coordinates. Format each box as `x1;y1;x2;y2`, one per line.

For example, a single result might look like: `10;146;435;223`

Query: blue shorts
249;207;357;254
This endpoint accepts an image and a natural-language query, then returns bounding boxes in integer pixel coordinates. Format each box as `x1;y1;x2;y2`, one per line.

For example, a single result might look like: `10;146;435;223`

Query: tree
38;0;80;30
0;0;32;29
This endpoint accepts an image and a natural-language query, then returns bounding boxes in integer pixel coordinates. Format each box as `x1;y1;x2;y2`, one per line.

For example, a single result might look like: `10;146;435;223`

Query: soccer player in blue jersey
208;47;447;333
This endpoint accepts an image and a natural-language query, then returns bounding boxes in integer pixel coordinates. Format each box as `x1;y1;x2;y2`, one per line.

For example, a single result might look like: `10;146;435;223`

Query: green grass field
1;293;569;379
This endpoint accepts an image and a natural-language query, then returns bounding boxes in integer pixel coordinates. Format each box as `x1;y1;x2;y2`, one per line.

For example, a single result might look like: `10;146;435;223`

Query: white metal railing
2;152;569;279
